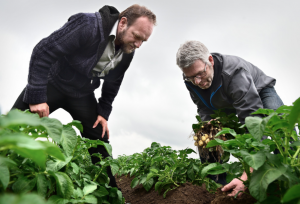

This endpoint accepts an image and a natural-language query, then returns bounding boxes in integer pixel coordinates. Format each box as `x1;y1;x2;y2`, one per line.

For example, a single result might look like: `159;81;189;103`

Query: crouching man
176;41;283;196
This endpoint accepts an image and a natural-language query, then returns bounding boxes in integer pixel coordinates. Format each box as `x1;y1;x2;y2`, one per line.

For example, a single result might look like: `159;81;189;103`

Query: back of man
12;4;156;189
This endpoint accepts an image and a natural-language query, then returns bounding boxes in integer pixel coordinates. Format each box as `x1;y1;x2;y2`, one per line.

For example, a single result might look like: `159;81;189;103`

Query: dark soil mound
116;175;257;204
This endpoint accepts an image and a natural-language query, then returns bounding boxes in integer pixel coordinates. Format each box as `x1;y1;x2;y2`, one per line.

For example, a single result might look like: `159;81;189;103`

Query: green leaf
40;117;63;143
275;105;292;114
83;195;97;204
39;141;65;161
245;117;267;141
143;177;154;191
240;150;266;170
0;109;40;128
282;183;300;203
249;163;286;202
60;125;77;157
48;195;69;204
72;188;83;199
251;108;274;115
0;134;47;169
291;141;300;147
206;138;223;148
0;193;48;204
83;184;97;196
46;156;72;172
196;115;202;122
201;163;220;178
37;174;48;198
93;186;109;197
289;97;300;132
130;177;139;188
215;128;236;137
70;162;79;174
12;175;37;193
187;166;195;180
0;164;9;190
49;172;74;199
110;163;119;176
66;120;83;133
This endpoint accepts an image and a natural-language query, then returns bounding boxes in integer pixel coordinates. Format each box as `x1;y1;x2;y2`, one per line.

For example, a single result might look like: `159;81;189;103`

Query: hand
29;103;49;118
93;115;110;139
221;178;246;198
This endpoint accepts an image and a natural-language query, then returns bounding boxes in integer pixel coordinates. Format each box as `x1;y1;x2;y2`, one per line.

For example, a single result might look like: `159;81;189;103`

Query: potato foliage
116;142;226;198
0;109;124;204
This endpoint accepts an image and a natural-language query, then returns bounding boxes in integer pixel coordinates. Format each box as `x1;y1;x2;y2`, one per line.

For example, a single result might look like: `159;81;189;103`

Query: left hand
93;115;110;139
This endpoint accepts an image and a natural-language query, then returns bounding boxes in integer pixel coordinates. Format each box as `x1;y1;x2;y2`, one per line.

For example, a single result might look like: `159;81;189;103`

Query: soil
116;175;257;204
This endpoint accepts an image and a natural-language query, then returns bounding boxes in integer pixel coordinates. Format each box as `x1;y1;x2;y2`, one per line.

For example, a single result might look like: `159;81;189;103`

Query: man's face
182;57;215;89
116;16;154;54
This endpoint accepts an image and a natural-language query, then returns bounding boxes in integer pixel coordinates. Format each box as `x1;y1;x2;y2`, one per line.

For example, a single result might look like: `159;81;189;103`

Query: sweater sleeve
227;68;263;123
97;74;125;121
24;13;95;104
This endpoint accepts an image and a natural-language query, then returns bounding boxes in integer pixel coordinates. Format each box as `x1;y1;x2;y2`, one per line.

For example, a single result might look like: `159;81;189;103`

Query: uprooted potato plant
191;112;245;163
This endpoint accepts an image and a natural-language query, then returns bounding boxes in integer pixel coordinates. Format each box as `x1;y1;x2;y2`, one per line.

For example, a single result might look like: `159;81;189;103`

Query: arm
24;13;94;105
97;74;125;121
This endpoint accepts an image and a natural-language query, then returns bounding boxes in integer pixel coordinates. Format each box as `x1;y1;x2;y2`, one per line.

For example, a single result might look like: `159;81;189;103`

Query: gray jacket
185;53;276;123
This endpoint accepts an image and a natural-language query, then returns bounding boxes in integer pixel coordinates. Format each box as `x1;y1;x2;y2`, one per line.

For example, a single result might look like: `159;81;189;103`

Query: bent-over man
176;40;284;196
12;4;156;189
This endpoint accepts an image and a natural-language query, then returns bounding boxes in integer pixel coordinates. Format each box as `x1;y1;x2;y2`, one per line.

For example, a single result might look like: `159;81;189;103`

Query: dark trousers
12;83;118;187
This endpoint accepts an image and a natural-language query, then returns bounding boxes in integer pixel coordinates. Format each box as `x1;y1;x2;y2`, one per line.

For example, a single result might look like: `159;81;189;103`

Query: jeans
201;86;284;185
12;83;118;188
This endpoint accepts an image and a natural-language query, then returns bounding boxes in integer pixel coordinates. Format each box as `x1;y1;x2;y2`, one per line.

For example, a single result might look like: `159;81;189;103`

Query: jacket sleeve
97;74;125;121
187;86;214;122
227;68;263;123
24;13;95;104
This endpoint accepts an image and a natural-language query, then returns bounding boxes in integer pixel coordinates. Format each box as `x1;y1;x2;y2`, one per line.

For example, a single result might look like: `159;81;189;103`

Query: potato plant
207;97;300;203
116;142;226;198
192;111;245;163
0;109;123;204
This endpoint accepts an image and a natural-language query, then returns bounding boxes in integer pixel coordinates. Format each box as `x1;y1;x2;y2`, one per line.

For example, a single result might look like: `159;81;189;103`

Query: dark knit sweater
23;6;134;120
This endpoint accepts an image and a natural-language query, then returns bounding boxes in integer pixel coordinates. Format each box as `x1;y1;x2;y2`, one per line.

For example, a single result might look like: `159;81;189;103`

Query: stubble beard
198;66;214;89
116;28;134;54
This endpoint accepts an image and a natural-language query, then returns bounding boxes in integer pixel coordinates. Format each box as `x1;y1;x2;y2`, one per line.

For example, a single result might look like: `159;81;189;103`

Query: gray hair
176;41;211;69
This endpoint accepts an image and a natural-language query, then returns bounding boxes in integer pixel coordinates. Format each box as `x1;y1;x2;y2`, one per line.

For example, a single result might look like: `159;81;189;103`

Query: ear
118;17;128;31
208;55;214;67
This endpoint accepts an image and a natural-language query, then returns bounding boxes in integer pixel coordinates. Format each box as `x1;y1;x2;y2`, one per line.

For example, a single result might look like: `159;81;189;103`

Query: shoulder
216;53;253;76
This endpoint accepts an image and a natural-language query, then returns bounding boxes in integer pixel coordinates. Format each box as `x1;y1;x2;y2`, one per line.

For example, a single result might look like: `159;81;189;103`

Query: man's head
176;41;215;89
115;4;156;54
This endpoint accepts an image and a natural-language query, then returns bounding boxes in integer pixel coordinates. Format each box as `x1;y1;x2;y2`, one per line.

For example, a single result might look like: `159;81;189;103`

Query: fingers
221;182;235;192
29;103;49;118
93;120;99;128
101;124;106;138
106;127;110;139
93;115;109;139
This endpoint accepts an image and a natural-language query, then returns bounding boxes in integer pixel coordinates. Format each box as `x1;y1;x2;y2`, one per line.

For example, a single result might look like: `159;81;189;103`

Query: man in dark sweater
12;4;156;188
176;41;283;196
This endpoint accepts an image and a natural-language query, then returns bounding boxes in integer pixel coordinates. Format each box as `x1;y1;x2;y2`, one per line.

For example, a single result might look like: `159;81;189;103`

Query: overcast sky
1;0;300;160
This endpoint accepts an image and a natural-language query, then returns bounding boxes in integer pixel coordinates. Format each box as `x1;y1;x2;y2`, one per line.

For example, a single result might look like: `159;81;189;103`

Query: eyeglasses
184;63;207;82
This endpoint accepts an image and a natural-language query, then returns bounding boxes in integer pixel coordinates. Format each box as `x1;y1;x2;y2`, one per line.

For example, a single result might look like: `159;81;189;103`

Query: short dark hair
119;4;156;27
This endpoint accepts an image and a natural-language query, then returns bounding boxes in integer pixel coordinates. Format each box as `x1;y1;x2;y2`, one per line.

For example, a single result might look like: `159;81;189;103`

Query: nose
193;77;201;85
134;40;142;48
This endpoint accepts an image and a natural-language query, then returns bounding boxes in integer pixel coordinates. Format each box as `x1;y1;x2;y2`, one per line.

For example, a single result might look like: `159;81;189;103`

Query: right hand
29;103;49;118
222;178;246;198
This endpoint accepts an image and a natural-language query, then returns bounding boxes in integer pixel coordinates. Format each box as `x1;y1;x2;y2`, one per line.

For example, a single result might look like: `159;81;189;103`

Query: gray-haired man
176;41;284;196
